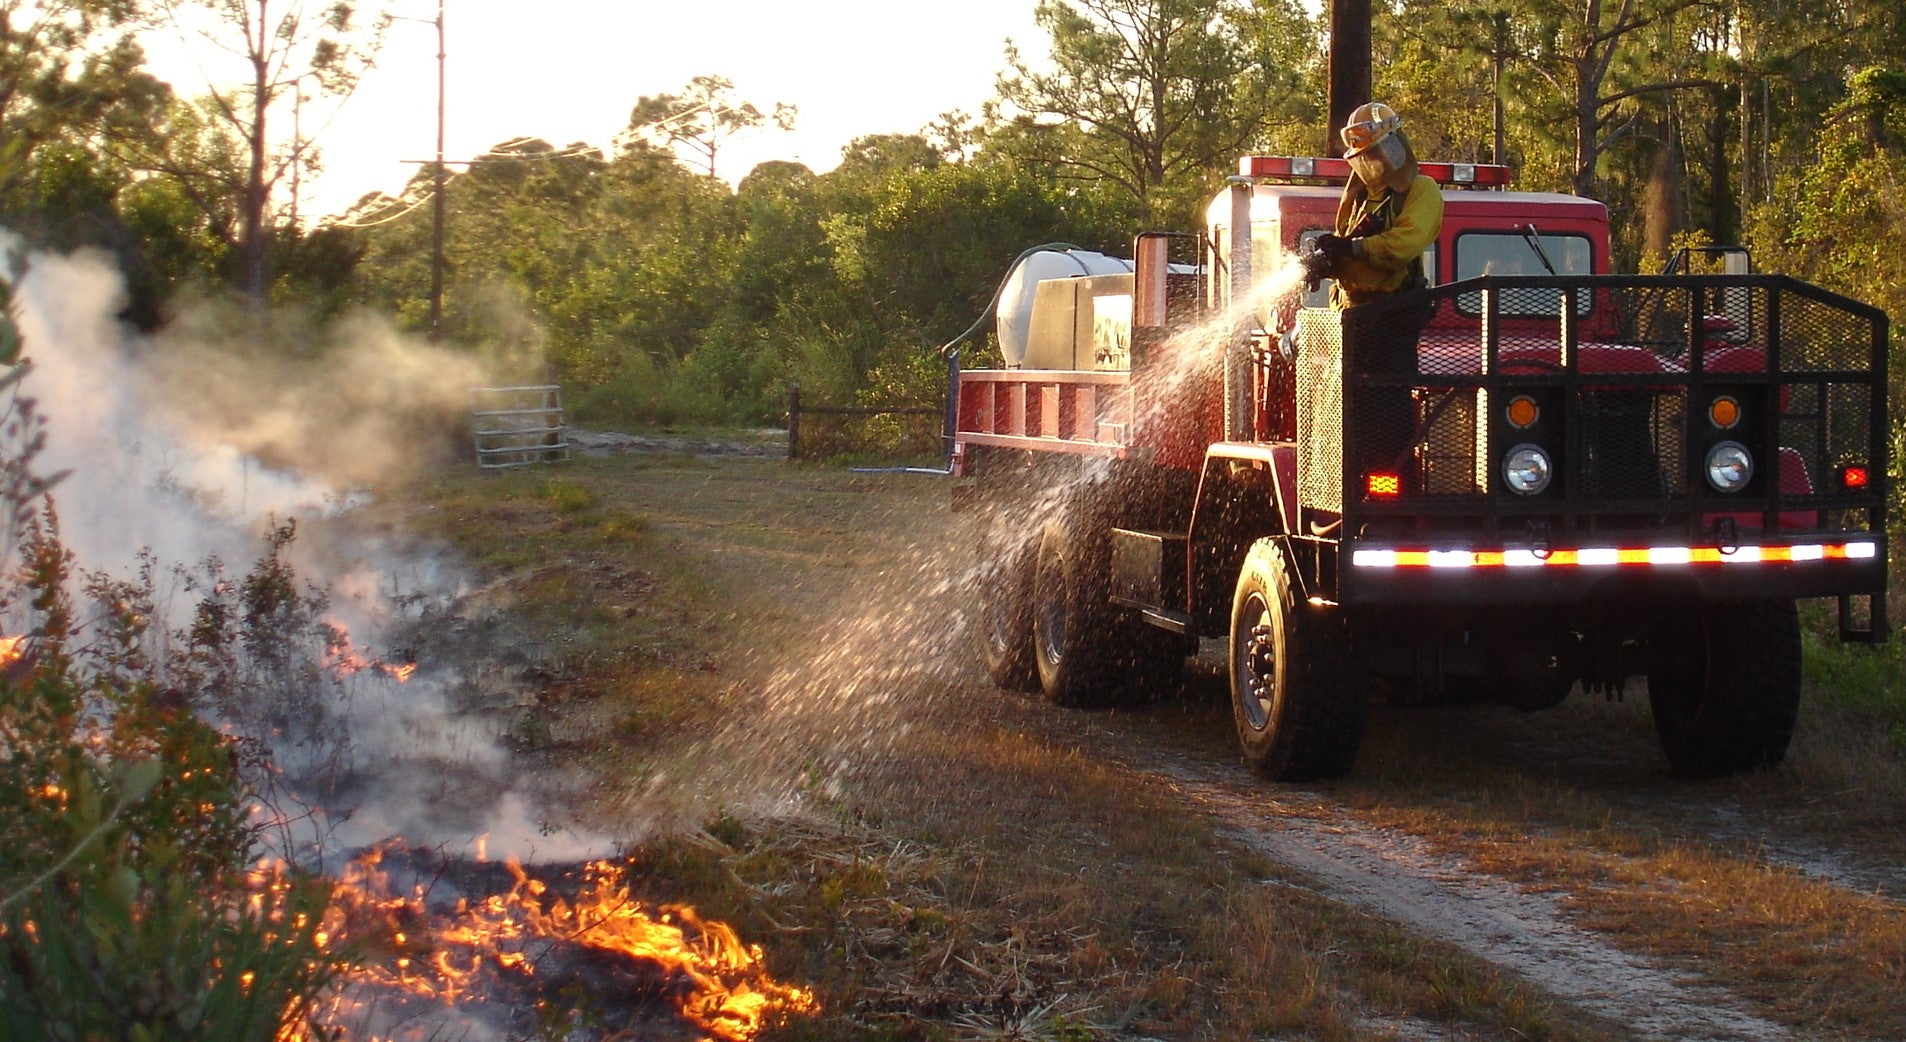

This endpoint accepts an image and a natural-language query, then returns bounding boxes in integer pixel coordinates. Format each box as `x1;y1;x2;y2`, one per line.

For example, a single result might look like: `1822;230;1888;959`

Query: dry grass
371;453;1629;1042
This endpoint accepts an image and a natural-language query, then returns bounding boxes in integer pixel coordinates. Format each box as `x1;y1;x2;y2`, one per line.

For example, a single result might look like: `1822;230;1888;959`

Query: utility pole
1492;10;1508;166
429;0;445;342
393;2;448;339
1326;0;1372;156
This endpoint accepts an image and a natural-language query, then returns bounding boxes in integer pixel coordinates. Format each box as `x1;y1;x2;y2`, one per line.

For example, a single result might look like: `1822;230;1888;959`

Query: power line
325;189;437;229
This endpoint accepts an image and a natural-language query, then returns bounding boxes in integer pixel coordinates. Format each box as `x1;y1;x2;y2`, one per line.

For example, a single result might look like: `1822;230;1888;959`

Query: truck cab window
1455;231;1592;317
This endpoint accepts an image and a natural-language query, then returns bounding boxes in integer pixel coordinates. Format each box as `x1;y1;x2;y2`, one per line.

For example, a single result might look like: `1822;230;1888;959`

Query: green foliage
536;477;597;514
1804;629;1906;753
380;125;1133;432
0;763;337;1042
11;0;1895;438
0;512;344;1042
1744;83;1906;641
992;0;1319;227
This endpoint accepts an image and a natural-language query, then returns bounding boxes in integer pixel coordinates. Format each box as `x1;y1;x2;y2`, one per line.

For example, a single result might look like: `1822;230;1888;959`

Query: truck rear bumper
1337;534;1885;606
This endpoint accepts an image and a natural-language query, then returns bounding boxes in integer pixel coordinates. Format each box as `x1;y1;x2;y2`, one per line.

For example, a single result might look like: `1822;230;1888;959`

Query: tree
0;1;158;203
152;0;389;299
623;74;795;180
991;0;1317;227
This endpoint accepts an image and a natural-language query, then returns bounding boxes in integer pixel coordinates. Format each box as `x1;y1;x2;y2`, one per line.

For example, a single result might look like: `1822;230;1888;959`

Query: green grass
1803;622;1906;752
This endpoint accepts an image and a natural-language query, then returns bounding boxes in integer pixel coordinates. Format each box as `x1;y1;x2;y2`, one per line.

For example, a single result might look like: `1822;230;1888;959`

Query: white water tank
995;249;1134;367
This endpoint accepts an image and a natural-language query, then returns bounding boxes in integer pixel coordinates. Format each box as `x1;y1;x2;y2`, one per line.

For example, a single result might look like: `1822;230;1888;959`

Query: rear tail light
1366;473;1402;498
1840;464;1870;490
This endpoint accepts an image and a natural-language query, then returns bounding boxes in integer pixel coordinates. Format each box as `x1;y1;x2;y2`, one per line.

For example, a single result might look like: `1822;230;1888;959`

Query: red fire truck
954;155;1889;780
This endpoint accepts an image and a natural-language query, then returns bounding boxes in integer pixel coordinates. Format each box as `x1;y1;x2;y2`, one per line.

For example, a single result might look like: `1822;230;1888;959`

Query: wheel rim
1235;591;1278;731
1034;543;1067;667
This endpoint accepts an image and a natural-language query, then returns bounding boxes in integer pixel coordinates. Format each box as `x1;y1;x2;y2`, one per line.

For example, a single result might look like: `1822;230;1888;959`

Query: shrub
0;271;348;1041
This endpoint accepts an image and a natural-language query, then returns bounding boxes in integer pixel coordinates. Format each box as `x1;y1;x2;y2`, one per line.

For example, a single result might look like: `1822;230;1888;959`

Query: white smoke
3;236;612;866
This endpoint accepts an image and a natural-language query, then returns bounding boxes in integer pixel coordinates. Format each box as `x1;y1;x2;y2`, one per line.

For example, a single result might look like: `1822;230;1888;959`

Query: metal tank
994;249;1134;368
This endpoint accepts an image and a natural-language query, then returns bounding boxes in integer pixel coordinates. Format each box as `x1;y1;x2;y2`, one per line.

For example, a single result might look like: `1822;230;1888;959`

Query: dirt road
436;448;1906;1040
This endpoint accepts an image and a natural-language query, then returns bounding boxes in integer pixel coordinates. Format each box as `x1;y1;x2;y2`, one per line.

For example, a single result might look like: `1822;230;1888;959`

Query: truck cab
1215;156;1607;309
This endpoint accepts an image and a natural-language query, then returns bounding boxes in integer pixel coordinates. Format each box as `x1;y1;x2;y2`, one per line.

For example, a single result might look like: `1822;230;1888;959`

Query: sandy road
1140;750;1789;1041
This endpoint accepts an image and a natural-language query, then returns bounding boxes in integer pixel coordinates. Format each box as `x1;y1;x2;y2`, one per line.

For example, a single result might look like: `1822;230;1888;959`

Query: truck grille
1294;275;1888;542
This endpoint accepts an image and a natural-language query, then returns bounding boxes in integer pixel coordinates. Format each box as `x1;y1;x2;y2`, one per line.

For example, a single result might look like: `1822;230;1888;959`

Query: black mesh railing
1293;274;1889;544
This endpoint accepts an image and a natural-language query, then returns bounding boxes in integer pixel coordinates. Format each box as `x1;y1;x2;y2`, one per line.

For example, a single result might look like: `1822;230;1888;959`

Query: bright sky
145;0;1049;220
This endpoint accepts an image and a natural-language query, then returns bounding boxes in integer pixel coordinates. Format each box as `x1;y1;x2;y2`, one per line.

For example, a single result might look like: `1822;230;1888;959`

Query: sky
143;0;1050;220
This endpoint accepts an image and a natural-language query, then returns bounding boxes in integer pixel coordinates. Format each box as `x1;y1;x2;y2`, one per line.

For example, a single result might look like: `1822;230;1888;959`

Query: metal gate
470;385;570;469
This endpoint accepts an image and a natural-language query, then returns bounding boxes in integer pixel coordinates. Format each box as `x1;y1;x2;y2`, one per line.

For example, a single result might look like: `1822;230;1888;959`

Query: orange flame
305;848;815;1041
320;620;416;684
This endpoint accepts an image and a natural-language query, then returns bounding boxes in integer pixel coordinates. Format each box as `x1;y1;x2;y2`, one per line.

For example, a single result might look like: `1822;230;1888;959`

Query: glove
1297;243;1335;292
1315;233;1355;263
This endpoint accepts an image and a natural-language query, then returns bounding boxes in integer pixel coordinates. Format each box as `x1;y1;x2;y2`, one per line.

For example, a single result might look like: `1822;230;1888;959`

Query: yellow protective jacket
1330;173;1444;308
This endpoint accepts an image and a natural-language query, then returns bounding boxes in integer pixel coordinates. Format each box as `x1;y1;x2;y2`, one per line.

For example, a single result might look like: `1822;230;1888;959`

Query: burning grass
306;846;816;1041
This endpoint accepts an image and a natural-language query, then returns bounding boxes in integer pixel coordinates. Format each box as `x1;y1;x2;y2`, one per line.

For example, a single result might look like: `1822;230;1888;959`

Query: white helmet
1340;102;1402;158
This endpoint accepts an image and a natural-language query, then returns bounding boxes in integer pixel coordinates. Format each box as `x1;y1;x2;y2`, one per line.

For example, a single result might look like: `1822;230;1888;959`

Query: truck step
1138;607;1194;635
1110;528;1188;613
1839;592;1890;645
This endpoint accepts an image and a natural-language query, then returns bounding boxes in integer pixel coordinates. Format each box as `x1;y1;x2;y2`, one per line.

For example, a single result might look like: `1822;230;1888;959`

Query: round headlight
1705;441;1754;492
1502;443;1552;495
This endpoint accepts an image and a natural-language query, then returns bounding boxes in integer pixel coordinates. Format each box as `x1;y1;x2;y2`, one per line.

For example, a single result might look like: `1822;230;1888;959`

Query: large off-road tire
976;525;1039;692
1647;598;1802;777
1031;519;1126;707
1229;538;1366;781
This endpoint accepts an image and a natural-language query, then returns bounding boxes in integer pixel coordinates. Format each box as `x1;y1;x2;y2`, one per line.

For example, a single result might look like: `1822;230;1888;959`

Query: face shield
1348;134;1409;189
1347;149;1387;188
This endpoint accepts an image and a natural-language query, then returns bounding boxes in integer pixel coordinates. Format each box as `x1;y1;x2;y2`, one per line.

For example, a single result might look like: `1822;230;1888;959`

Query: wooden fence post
942;350;960;467
787;383;802;461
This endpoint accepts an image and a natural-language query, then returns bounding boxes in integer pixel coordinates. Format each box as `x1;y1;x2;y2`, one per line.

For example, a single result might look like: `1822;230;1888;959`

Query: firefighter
1312;102;1444;309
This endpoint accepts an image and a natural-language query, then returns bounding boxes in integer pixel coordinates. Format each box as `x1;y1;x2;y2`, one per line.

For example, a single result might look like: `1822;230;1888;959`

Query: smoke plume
4;236;608;865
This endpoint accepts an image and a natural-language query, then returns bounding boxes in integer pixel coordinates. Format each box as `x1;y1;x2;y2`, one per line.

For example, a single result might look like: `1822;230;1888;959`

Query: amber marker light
1709;395;1742;429
1506;395;1539;429
1366;473;1402;498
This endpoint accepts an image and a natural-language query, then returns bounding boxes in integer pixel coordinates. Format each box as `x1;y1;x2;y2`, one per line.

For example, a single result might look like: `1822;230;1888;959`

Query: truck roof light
1237;156;1513;188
